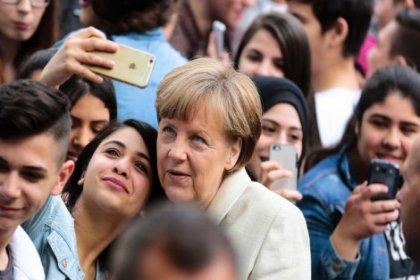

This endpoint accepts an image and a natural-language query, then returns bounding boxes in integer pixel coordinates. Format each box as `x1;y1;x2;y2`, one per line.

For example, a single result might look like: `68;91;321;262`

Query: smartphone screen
269;144;298;191
87;44;156;88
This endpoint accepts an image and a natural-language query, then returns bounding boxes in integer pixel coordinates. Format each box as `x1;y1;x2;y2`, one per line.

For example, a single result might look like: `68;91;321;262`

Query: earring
77;177;85;186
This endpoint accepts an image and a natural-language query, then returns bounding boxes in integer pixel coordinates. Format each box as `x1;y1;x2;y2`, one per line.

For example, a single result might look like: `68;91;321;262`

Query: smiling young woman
298;65;420;279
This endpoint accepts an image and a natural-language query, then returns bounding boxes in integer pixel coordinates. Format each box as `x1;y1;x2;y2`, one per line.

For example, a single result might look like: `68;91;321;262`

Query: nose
167;139;187;161
273;131;288;146
72;127;95;150
17;0;32;13
382;128;400;150
112;157;130;178
0;173;21;202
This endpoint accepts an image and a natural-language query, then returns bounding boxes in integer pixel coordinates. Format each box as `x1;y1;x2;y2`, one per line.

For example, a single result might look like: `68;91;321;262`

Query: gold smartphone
87;44;156;88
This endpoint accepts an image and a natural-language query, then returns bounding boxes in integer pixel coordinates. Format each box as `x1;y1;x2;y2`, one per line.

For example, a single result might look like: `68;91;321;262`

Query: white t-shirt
315;88;361;148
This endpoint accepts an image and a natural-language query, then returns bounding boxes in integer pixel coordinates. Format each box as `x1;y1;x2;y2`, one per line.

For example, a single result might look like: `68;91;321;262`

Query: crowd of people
2;0;420;279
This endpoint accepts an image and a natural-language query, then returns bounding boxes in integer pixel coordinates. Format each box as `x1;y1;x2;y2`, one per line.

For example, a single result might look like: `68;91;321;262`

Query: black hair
0;80;70;164
234;12;311;96
291;0;374;57
17;48;57;80
63;119;164;212
60;75;117;120
112;202;237;280
304;65;420;171
89;0;177;34
391;8;420;72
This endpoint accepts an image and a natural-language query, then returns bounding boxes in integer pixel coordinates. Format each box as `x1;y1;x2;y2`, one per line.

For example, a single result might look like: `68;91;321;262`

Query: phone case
269;144;298;191
368;159;401;200
87;44;156;88
212;20;226;55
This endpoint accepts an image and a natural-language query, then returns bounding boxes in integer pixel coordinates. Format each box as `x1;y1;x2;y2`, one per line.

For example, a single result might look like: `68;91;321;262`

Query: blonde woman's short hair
156;58;262;174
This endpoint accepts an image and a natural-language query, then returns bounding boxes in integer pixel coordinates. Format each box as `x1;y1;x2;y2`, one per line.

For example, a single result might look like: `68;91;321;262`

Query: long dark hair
234;12;311;97
63;119;165;212
304;65;420;172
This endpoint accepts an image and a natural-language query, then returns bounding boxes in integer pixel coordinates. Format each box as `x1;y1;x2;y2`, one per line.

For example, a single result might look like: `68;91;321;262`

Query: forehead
288;2;317;22
0;134;60;172
98;127;148;156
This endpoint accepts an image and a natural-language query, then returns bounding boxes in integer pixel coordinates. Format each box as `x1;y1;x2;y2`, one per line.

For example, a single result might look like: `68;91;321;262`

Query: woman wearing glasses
0;0;57;83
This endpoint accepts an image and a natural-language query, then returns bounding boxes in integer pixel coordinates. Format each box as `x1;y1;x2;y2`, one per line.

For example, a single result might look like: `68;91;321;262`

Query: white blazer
208;168;311;280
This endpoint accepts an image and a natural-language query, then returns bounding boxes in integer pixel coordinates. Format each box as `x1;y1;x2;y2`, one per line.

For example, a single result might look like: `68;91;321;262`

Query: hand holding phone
268;144;298;191
86;44;156;88
368;159;403;201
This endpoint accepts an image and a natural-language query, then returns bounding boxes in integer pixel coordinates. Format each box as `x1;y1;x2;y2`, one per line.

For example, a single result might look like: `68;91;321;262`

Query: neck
0;33;21;83
73;201;130;280
0;229;16;271
188;0;213;37
313;55;360;93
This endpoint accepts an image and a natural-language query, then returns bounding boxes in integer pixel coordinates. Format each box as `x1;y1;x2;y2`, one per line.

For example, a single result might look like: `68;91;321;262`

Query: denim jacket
297;151;389;280
22;196;84;280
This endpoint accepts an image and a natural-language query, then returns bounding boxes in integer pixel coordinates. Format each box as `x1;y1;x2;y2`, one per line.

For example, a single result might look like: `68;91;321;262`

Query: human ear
328;17;349;49
225;138;242;171
50;160;75;195
393;55;408;67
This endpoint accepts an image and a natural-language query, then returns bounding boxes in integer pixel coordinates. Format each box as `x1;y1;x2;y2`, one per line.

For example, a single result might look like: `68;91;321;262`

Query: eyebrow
0;156;48;175
71;115;109;124
103;140;151;162
262;119;303;131
370;114;420;128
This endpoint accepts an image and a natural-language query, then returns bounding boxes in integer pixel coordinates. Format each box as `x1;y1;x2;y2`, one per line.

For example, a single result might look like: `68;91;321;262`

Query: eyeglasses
1;0;50;8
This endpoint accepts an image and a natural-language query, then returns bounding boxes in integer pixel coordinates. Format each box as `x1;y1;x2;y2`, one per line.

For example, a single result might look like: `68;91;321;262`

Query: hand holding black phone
368;159;403;201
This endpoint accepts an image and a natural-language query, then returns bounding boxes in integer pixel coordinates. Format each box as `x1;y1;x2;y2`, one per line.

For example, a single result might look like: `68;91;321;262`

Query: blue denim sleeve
298;187;360;279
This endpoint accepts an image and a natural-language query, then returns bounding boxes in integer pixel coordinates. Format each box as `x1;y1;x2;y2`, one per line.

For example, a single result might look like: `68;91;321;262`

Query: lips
79;0;90;7
103;177;128;193
0;205;21;216
14;22;29;31
167;169;190;181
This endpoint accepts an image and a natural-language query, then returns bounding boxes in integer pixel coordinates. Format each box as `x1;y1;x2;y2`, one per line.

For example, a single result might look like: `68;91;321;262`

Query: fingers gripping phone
212;20;226;56
368;159;403;201
269;144;298;191
87;44;156;88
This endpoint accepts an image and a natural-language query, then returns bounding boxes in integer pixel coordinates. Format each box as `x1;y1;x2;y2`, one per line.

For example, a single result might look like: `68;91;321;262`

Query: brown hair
156;58;262;174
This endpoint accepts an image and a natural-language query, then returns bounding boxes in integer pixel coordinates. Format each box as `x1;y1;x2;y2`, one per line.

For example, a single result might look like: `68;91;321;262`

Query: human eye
134;161;149;175
274;59;285;71
104;147;120;157
262;122;276;135
161;126;176;137
288;133;302;143
92;122;108;134
21;171;45;183
245;50;262;62
191;134;207;145
369;117;388;129
401;124;419;136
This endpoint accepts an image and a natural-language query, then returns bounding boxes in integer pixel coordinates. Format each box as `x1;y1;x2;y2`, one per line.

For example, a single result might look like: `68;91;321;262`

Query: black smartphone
368;159;403;201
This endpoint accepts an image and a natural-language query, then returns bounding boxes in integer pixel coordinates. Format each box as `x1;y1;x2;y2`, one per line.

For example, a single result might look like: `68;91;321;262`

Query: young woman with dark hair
234;12;311;97
299;65;420;279
0;0;58;83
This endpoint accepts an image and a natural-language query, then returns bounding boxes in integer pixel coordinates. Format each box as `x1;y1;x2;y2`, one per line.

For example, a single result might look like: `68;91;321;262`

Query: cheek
256;135;272;153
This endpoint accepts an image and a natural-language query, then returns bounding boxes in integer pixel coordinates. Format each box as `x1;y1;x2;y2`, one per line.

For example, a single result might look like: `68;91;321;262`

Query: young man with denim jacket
0;80;82;279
